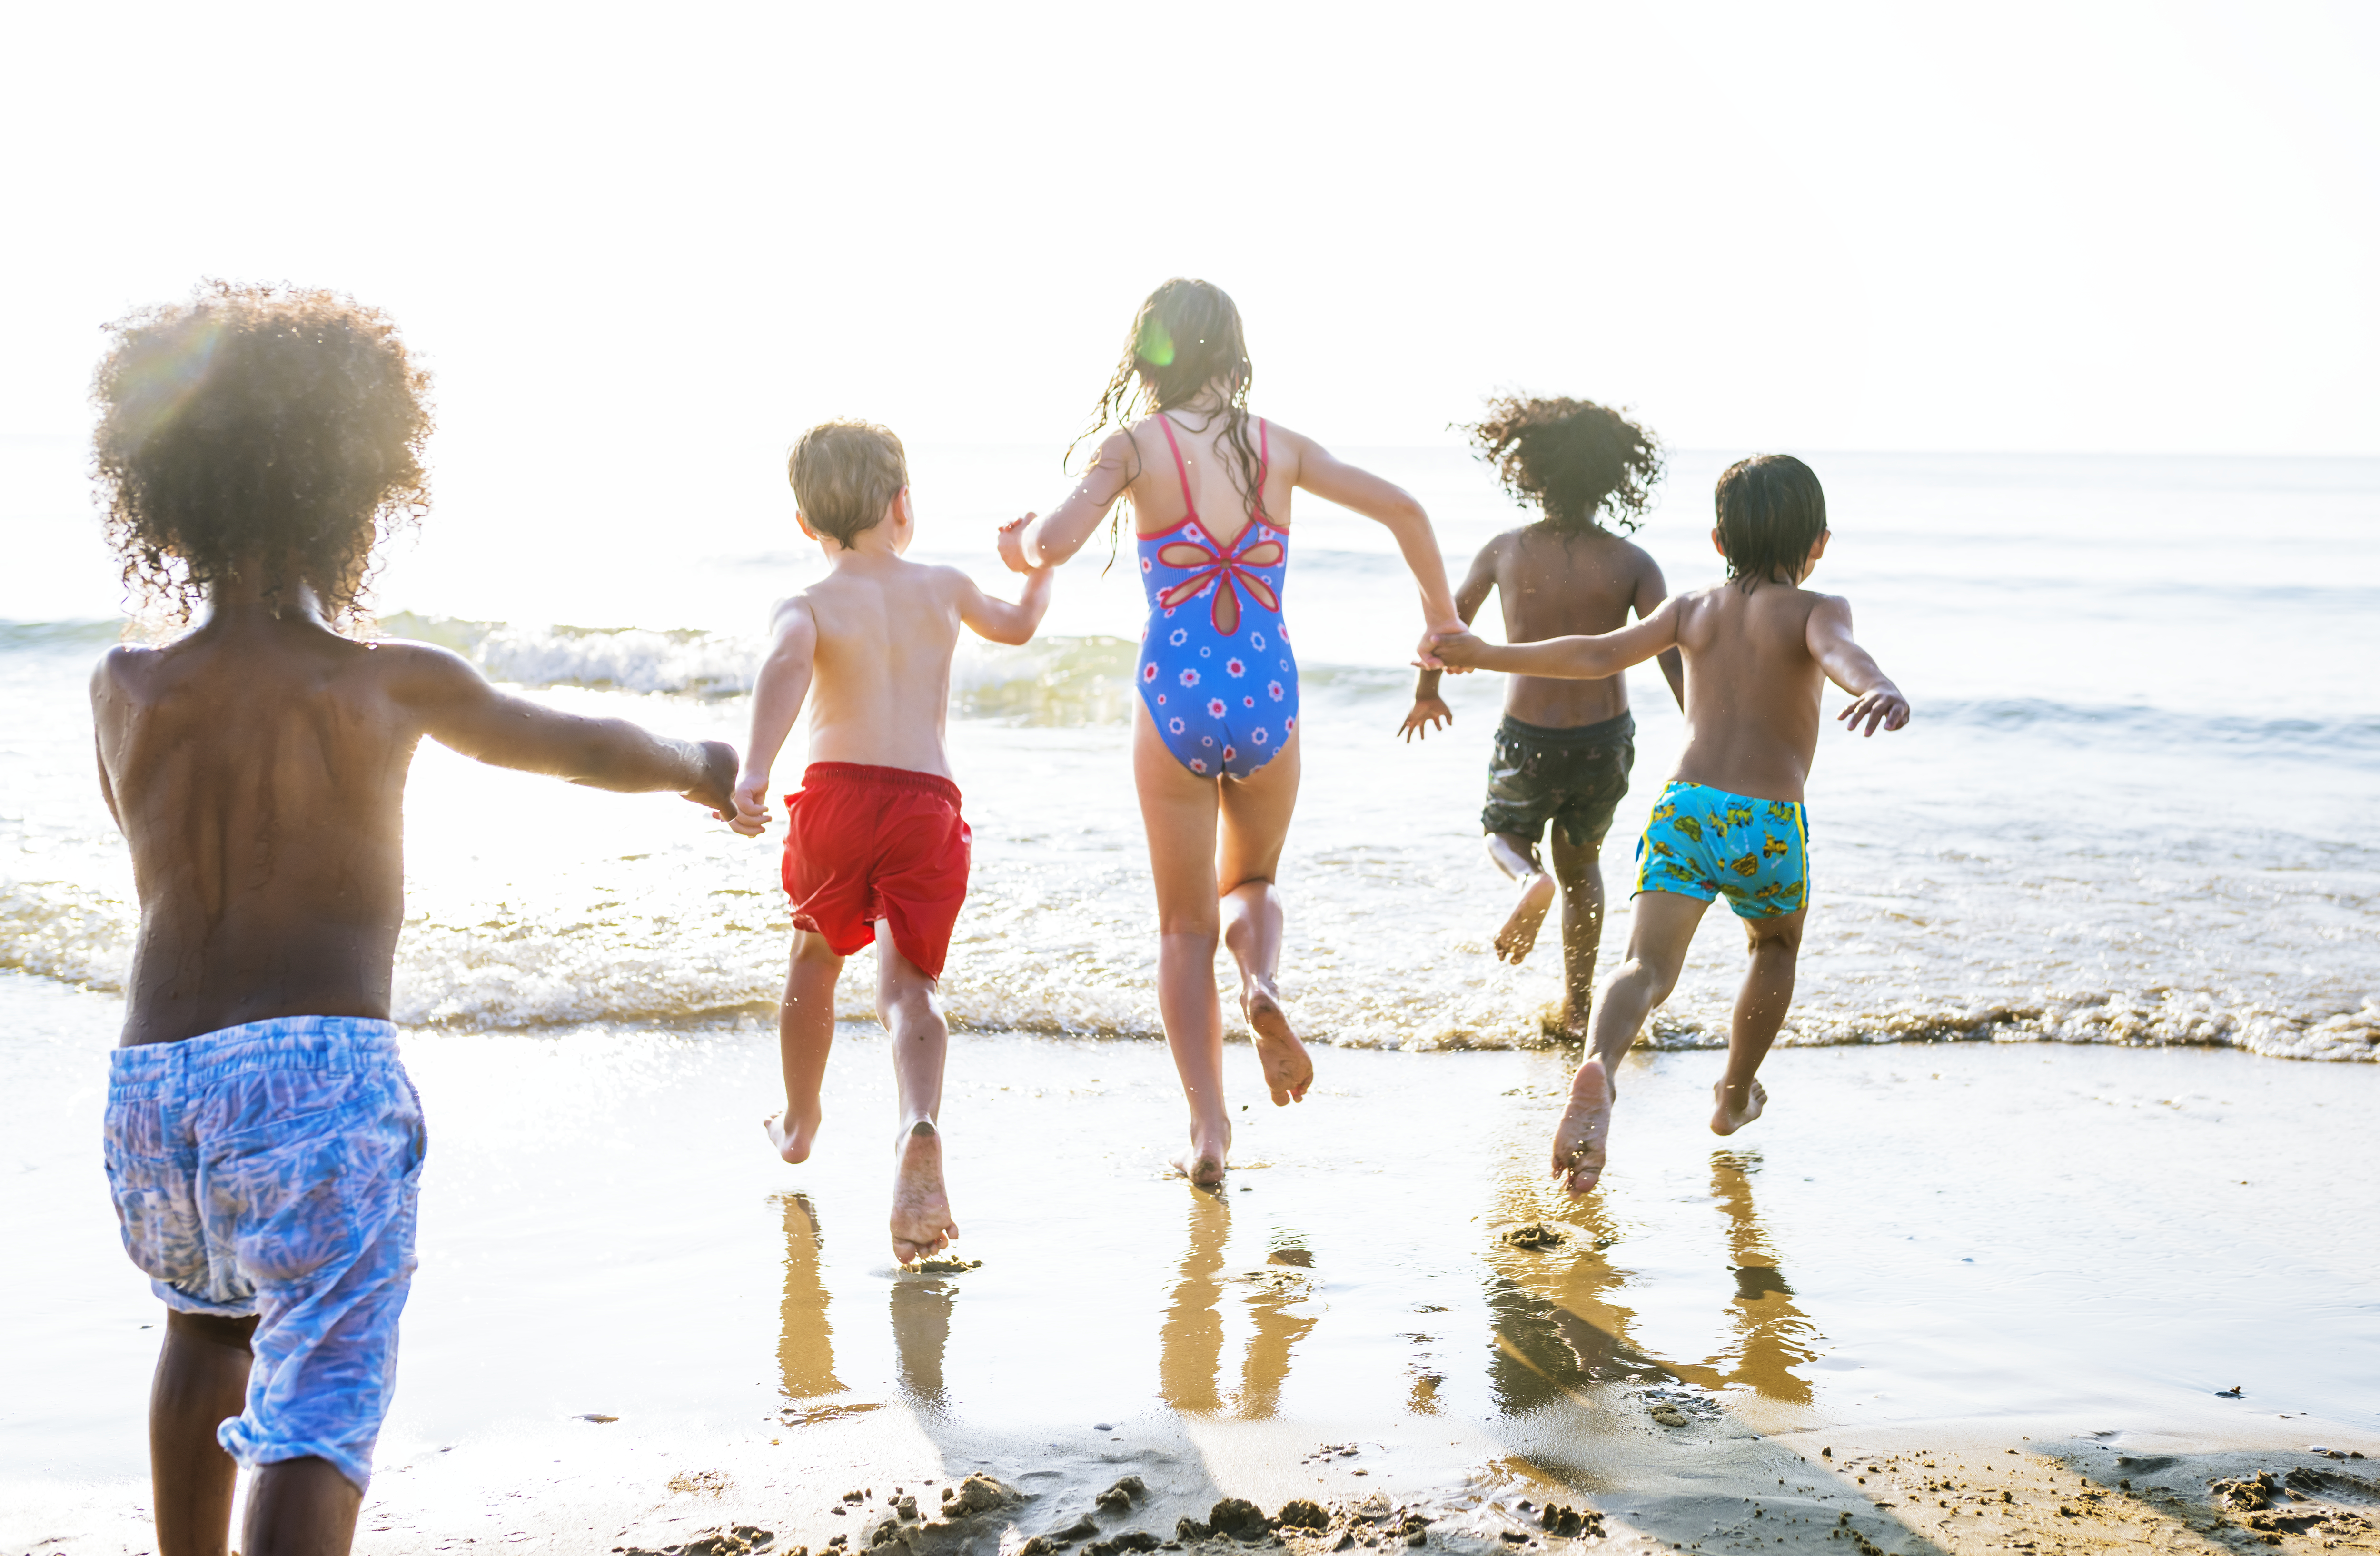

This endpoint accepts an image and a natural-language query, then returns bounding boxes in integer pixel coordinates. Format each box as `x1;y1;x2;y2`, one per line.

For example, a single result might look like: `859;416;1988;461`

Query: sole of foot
1245;983;1312;1105
764;1111;818;1165
1549;1059;1615;1195
1494;871;1557;964
890;1120;958;1265
1710;1077;1767;1136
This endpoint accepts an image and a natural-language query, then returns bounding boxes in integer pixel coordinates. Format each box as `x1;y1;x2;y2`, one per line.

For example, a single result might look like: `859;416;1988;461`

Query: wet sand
3;971;2375;1556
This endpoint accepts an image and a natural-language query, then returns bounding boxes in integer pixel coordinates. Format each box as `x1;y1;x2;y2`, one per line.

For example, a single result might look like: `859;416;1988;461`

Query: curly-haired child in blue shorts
1431;454;1909;1194
88;286;735;1556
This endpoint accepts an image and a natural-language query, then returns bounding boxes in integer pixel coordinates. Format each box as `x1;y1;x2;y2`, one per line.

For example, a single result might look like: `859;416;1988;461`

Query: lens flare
1138;317;1175;367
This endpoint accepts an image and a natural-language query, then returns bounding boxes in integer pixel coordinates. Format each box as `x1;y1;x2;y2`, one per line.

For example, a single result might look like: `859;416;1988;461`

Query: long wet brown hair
1069;279;1263;566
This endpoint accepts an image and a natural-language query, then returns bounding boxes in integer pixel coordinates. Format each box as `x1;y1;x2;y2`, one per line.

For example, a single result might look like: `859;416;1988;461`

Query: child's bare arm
1634;556;1686;710
392;646;736;813
1293;438;1464;663
1401;539;1499;742
729;597;818;835
1806;597;1910;736
1002;434;1139;571
1432;599;1682;680
955;555;1054;646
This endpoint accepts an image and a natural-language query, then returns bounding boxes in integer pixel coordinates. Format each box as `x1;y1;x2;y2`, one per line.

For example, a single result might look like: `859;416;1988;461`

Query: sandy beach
6;973;2374;1556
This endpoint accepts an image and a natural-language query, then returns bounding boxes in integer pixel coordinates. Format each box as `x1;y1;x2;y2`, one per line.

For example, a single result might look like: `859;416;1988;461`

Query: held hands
726;763;774;837
996;515;1036;575
1413;619;1473;672
1837;684;1912;737
683;740;743;825
1398;695;1453;742
1424;629;1491;671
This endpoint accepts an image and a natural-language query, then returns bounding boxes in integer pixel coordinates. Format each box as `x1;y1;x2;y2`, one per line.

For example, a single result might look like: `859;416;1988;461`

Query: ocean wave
8;873;2371;1061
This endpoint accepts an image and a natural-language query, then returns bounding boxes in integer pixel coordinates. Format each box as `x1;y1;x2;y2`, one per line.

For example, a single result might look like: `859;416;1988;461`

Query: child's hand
727;767;774;837
996;515;1037;575
683;740;742;823
1427;630;1489;671
1837;684;1911;736
1398;695;1453;742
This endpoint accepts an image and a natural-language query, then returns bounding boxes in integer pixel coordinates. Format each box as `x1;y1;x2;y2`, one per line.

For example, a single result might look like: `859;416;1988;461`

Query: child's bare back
97;605;733;1047
1477;526;1675;727
734;420;1052;1265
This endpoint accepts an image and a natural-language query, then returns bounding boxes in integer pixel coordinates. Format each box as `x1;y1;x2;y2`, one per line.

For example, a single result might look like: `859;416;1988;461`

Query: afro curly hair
1463;395;1662;535
90;281;433;623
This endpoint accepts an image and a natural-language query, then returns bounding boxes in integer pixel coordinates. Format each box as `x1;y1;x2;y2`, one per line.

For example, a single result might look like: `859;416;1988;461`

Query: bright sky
5;0;2376;544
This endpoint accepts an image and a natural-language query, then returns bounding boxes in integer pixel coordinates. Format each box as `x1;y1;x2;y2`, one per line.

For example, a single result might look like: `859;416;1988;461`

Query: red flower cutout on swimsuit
1154;527;1283;637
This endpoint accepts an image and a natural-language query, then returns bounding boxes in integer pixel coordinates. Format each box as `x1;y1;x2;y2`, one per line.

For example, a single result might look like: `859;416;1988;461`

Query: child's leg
876;939;958;1263
1133;708;1230;1183
1550;890;1709;1193
765;931;843;1164
1546;830;1606;1037
1713;906;1807;1135
1487;831;1557;964
243;1457;363;1556
1217;733;1309;1107
150;1309;256;1556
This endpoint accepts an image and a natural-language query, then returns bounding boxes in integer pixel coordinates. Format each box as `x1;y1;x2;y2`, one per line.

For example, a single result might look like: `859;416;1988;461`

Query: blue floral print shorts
103;1016;426;1491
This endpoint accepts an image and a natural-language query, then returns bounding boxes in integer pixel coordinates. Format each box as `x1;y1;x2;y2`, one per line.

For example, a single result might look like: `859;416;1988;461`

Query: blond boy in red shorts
731;420;1053;1263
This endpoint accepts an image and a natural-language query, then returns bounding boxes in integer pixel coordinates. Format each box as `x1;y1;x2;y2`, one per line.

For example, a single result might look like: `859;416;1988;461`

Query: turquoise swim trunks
1633;780;1809;918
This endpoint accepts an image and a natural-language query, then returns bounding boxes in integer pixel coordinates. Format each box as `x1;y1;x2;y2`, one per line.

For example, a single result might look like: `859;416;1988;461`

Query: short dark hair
787;420;907;548
1465;396;1662;534
1713;454;1827;591
91;281;433;622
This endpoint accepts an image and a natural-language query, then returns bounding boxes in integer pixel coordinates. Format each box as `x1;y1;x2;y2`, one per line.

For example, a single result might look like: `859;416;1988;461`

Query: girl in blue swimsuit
1000;279;1465;1186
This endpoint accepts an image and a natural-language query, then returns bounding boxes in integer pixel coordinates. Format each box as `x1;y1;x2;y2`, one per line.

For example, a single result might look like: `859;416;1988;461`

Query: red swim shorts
781;763;971;980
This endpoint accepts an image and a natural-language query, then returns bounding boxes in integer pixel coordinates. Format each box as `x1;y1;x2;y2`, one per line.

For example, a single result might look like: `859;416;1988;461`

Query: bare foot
1244;981;1312;1105
1711;1077;1767;1136
1170;1124;1231;1187
1554;999;1593;1044
1549;1058;1615;1194
764;1109;822;1164
889;1120;959;1264
1494;871;1557;963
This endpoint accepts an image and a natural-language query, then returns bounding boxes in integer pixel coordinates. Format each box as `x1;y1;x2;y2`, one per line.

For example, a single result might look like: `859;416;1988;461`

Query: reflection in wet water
1687;1151;1816;1404
1159;1188;1228;1413
1155;1189;1320;1419
892;1278;957;1406
778;1193;843;1400
1485;1148;1819;1408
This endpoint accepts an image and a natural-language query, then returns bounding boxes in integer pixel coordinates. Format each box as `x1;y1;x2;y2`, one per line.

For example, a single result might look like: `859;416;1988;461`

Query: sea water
2;443;2376;1059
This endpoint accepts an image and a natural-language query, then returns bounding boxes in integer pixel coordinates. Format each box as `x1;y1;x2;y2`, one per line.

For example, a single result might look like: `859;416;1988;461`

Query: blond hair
787;419;907;547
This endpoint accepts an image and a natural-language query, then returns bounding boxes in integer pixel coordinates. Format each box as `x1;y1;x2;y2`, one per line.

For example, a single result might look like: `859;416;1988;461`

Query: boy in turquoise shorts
1430;453;1909;1193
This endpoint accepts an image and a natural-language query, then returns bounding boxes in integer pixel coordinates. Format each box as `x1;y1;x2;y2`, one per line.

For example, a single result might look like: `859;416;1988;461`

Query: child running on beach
87;285;737;1556
733;420;1053;1262
1400;397;1685;1037
1430;454;1908;1193
1000;278;1465;1185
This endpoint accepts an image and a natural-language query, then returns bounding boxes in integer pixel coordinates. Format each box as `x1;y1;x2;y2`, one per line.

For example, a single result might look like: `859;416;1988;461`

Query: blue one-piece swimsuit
1136;414;1299;778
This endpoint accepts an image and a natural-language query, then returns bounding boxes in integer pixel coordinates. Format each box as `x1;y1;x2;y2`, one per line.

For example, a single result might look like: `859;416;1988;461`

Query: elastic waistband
796;762;962;802
1660;778;1805;814
110;1015;402;1085
1499;711;1636;747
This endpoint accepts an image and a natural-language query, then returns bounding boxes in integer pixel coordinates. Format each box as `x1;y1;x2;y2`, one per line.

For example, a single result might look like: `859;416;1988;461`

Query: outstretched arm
1432;598;1683;680
1401;539;1499;742
392;644;736;815
1635;557;1686;710
1806;596;1910;735
1000;432;1139;572
727;597;818;834
955;549;1055;646
1292;436;1464;665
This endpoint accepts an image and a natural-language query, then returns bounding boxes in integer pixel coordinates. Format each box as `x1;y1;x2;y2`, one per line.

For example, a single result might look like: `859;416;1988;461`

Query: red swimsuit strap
1156;414;1200;522
1254;418;1271;524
